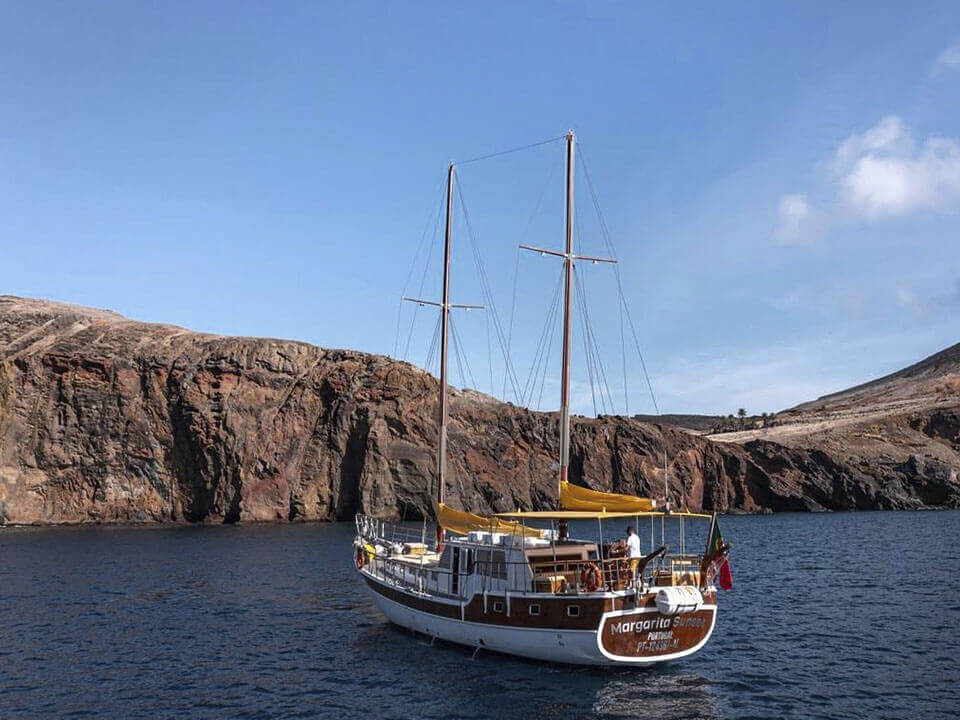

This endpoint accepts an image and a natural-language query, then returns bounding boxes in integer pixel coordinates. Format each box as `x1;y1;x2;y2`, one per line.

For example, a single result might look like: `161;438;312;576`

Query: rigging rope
484;304;494;395
454;176;524;402
450;315;466;389
574;268;616;415
450;314;478;391
575;270;599;416
403;185;445;363
394;172;446;359
503;151;563;399
503;246;521;399
424;313;442;376
454;134;566;166
572;213;614;415
578;144;662;416
578;269;615;413
535;275;562;411
522;264;563;407
620;290;628;415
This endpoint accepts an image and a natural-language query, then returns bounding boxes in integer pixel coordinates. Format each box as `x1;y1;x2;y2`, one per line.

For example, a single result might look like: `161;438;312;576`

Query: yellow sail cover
437;503;542;538
559;481;657;512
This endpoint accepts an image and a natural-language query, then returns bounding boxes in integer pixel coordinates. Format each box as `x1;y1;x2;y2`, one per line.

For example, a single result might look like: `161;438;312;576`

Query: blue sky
1;1;958;415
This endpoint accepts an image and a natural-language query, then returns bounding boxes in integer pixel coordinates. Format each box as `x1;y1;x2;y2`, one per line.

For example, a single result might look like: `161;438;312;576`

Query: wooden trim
362;574;713;632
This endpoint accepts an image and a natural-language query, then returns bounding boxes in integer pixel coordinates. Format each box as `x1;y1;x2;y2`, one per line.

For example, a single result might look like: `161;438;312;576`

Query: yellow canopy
559;481;657;512
437;503;542;538
495;509;713;520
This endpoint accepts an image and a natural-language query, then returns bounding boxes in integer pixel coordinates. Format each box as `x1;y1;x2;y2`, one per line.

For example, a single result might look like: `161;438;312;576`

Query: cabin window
529;604;541;616
566;605;580;617
476;549;507;580
439;547;453;570
451;547;461;596
492;601;504;613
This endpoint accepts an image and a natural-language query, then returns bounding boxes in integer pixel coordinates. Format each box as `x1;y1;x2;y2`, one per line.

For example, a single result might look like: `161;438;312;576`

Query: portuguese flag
706;512;733;591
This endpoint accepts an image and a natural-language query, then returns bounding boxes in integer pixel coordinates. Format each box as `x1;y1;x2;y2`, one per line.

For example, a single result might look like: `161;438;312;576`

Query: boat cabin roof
493;509;713;520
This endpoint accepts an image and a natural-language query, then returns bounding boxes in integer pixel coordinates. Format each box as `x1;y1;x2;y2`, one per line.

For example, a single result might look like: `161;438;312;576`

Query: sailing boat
353;131;732;666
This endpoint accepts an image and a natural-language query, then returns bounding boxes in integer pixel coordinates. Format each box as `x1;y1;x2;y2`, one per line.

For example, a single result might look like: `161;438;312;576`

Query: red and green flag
706;512;733;591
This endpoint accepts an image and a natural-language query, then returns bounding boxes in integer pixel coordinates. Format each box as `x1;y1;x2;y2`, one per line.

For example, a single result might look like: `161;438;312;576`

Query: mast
559;130;575;495
518;130;616;502
404;162;482;548
437;162;455;548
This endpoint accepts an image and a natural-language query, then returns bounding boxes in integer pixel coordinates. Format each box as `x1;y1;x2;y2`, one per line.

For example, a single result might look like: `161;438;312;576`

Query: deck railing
355;514;706;597
355;514;430;547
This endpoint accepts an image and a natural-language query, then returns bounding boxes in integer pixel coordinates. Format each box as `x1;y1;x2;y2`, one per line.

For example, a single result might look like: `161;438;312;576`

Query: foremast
404;163;482;549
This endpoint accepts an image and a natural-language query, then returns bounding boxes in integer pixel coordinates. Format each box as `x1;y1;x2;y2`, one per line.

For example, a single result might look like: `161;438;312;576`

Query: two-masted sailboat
353;132;732;666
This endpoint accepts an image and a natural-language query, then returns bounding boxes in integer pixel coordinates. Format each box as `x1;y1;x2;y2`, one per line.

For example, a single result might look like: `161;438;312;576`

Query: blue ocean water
1;511;958;720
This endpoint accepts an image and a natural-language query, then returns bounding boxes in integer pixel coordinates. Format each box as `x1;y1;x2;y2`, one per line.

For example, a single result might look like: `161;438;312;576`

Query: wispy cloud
776;193;810;242
935;39;960;71
780;116;960;234
896;287;928;317
833;116;960;220
899;272;960;316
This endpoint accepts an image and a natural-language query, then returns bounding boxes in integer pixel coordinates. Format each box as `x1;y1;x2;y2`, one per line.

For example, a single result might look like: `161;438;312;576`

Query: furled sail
559;481;657;512
437;503;542;538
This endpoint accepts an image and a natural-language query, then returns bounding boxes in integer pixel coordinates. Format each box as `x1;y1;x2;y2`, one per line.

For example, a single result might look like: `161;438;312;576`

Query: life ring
355;546;366;570
580;562;602;593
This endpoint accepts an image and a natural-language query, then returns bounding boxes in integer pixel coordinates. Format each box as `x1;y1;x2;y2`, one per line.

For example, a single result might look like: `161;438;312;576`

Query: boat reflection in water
590;673;722;719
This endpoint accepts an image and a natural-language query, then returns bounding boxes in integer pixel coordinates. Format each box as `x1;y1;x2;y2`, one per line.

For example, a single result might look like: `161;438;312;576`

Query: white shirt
627;532;641;558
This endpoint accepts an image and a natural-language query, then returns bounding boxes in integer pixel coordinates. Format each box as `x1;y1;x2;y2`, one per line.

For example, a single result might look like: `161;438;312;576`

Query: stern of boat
595;588;718;664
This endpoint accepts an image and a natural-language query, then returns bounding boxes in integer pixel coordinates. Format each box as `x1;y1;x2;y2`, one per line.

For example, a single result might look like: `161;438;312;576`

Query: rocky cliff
1;296;957;525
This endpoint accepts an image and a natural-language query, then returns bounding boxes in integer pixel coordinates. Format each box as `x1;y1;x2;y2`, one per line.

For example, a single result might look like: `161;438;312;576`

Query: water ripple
0;512;958;719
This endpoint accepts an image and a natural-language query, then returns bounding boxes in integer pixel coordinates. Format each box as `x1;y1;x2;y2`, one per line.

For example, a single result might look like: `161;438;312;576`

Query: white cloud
777;193;810;241
833;116;960;220
936;40;960;70
896;287;928;317
834;116;914;162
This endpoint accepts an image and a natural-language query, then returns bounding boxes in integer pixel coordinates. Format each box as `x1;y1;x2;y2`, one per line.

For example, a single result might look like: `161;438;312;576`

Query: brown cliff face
0;296;957;525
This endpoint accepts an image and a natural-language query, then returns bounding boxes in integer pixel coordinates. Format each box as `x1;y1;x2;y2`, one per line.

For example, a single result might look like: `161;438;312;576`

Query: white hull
365;575;718;667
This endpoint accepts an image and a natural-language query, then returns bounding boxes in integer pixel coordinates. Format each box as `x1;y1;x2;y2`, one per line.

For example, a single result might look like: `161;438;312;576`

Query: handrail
363;549;705;594
355;513;710;597
634;545;668;593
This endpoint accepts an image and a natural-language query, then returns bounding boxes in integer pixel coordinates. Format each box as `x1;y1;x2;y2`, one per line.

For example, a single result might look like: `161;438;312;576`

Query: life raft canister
580;562;602;592
655;586;703;615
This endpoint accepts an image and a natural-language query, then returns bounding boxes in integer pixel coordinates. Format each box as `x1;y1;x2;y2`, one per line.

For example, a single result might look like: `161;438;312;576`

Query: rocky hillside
0;296;957;525
708;343;960;510
789;341;960;415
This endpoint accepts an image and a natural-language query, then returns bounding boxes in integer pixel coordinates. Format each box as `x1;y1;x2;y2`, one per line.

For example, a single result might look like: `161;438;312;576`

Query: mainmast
559;130;575;494
437;163;454;548
519;130;616;500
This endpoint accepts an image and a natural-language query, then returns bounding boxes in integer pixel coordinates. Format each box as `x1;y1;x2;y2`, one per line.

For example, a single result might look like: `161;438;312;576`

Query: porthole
529;604;541;616
493;601;504;613
566;605;580;617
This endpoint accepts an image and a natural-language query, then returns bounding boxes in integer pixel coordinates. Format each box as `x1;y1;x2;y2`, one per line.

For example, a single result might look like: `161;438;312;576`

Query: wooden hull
361;570;717;666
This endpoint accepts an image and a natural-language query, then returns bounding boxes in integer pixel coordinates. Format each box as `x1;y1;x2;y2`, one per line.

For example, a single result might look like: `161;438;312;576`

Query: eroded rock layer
0;296;957;524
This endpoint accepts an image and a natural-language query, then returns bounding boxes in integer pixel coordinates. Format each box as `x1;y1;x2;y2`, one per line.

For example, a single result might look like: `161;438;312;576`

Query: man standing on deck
626;526;642;585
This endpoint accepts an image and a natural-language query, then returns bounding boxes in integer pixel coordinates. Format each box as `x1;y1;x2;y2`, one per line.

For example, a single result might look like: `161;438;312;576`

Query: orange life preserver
580;562;602;593
355;546;366;570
